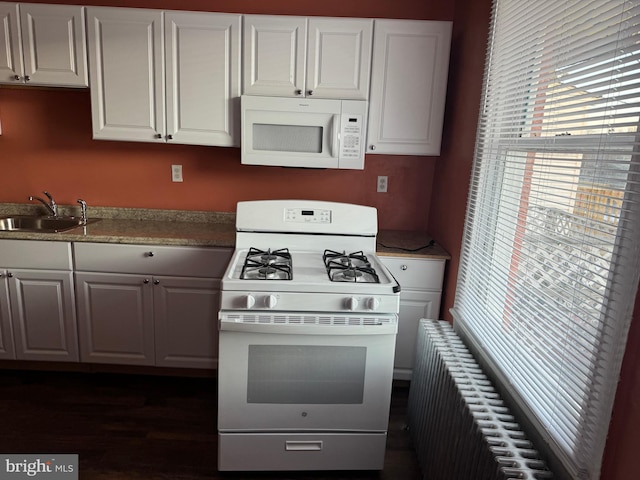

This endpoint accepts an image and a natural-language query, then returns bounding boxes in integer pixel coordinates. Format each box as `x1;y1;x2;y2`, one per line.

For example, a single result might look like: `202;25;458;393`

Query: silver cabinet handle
7;272;13;278
143;278;150;284
401;265;408;271
24;75;30;81
307;90;313;96
153;279;160;285
13;75;21;81
295;89;302;95
154;133;162;139
370;145;376;151
166;134;173;140
146;252;154;257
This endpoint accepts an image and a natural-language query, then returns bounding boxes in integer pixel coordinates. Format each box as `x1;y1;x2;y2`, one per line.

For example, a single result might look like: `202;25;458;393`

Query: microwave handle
331;115;340;157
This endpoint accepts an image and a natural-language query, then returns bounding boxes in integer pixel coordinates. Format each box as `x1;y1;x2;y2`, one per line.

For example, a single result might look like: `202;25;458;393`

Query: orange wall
0;0;454;231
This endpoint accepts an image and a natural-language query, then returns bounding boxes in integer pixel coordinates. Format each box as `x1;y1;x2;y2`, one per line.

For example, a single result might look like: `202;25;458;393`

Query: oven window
253;124;323;153
247;345;366;404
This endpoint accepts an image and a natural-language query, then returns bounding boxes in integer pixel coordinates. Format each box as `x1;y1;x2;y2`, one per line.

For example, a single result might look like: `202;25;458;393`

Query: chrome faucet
77;199;87;224
29;191;58;217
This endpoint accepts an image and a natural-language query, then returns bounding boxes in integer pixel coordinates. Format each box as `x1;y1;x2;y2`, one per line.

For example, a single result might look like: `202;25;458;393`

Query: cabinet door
0;274;15;359
0;3;22;83
165;12;241;146
154;276;220;369
9;270;78;362
87;7;165;142
19;3;87;87
243;15;306;97
306;18;372;100
394;290;441;380
368;20;452;156
76;272;155;365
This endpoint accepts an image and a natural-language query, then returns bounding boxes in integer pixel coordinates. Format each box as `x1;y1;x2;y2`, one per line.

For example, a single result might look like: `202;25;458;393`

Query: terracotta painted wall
0;0;454;231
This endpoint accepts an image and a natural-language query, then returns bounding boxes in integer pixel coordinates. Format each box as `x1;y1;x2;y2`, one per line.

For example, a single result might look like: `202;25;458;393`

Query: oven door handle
219;318;397;336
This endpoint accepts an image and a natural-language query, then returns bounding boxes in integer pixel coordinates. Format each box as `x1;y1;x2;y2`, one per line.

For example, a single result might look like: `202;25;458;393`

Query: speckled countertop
0;203;449;259
376;230;450;259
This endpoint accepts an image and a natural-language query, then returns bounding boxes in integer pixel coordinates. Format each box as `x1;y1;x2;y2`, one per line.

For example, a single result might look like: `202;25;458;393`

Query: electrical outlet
377;176;388;193
171;164;183;182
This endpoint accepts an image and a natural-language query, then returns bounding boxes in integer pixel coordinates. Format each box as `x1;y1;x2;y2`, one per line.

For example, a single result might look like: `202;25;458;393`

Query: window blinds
452;1;640;478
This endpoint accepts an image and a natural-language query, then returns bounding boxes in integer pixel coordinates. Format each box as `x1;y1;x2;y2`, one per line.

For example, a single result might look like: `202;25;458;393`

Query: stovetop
224;247;399;295
220;200;400;313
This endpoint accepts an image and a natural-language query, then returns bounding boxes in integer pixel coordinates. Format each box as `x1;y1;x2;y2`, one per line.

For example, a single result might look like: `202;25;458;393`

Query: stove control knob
244;294;256;309
367;297;381;311
264;294;278;309
346;297;359;311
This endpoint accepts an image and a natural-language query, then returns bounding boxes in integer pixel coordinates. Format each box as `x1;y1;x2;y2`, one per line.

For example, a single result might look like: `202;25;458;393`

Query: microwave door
242;110;339;169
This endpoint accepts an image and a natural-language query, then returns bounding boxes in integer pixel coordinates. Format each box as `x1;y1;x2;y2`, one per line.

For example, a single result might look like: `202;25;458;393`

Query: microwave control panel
339;114;364;160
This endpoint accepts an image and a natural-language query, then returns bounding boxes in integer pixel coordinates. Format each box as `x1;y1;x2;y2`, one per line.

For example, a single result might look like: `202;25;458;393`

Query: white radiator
407;319;554;480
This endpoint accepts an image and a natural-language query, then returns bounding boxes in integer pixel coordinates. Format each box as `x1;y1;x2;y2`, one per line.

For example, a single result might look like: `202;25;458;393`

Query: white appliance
217;200;400;472
240;95;367;169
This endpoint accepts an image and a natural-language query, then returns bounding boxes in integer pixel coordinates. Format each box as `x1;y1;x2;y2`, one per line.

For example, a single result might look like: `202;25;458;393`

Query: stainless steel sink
0;215;99;233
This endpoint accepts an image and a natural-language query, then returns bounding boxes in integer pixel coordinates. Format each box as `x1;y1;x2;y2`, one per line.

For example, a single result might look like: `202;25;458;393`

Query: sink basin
0;215;98;233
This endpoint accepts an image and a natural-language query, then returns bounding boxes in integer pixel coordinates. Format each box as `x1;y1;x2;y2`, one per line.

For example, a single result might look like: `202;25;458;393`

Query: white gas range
217;200;400;472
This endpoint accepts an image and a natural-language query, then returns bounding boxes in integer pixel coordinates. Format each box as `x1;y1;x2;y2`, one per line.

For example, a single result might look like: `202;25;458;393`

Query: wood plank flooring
0;370;422;479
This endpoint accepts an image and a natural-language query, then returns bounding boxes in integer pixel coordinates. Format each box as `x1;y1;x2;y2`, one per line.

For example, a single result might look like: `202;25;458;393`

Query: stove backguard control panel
284;208;332;224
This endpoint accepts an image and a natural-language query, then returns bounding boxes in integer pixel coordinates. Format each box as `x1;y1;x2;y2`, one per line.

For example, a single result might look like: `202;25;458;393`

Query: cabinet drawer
73;243;232;277
0;239;72;270
380;256;445;291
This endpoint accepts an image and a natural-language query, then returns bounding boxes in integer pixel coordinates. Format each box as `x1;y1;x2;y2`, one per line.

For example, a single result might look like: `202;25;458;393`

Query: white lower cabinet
0;240;78;362
74;243;231;369
75;272;155;365
0;273;13;359
379;255;445;380
153;276;221;368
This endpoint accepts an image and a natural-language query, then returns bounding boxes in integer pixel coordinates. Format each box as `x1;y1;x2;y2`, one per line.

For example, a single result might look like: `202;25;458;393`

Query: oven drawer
73;242;232;277
218;432;387;471
379;256;445;290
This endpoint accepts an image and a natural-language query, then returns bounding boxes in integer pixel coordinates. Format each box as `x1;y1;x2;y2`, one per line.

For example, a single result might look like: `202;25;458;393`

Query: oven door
217;312;397;433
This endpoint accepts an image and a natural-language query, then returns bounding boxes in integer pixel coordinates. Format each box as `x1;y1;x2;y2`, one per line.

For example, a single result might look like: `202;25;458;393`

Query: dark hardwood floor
0;370;422;480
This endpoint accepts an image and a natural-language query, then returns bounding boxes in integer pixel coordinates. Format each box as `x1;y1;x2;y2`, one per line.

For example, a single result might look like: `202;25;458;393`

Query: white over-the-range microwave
241;95;367;170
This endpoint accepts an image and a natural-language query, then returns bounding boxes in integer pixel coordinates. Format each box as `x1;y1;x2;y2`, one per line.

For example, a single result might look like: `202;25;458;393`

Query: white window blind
452;1;640;479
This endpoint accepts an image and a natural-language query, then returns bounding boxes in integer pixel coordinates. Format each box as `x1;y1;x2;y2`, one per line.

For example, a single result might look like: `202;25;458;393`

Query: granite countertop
0;203;450;259
0;203;236;248
376;230;450;259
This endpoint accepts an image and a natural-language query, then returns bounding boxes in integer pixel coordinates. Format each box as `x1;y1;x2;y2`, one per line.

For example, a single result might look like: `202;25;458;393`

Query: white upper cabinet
87;7;164;143
367;20;452;156
243;15;306;98
0;3;21;83
0;2;87;87
306;18;372;99
87;7;241;146
165;11;241;146
243;15;372;99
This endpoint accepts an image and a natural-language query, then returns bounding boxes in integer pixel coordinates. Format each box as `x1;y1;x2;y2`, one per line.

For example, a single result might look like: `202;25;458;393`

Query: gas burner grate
323;249;380;283
241;248;292;280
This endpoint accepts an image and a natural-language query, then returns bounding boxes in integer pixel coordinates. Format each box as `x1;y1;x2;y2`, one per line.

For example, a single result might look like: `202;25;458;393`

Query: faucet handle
43;191;56;206
42;191;58;216
77;199;87;224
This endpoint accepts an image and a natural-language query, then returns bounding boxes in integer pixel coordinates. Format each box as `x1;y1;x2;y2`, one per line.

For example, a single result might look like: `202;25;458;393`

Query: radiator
407;319;553;480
